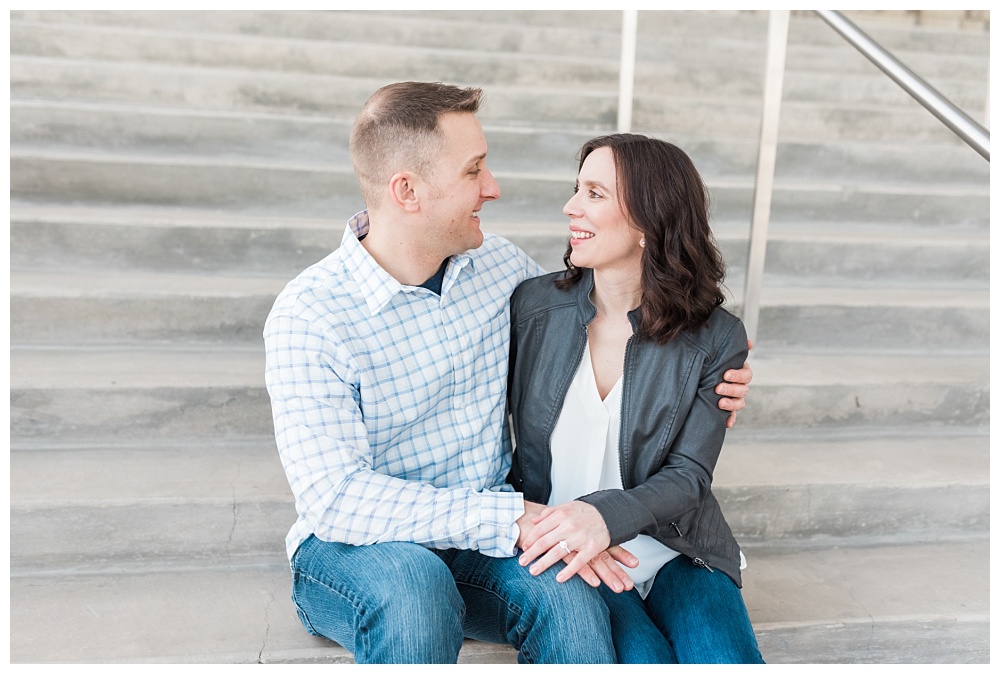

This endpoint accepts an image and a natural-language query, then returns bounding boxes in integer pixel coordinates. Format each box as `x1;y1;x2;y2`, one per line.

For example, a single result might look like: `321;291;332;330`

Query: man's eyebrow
464;152;487;167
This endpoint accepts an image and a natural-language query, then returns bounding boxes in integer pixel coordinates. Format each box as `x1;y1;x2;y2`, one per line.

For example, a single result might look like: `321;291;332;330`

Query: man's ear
388;171;420;212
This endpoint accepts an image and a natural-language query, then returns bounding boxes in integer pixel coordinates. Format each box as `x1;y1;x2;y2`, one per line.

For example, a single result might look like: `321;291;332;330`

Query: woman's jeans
290;535;616;664
598;555;765;663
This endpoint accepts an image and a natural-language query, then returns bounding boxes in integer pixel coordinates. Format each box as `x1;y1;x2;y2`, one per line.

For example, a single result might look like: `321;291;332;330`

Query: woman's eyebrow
580;179;610;191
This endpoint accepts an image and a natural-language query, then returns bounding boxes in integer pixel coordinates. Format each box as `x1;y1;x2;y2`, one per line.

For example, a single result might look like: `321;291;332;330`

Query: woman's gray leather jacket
506;269;750;586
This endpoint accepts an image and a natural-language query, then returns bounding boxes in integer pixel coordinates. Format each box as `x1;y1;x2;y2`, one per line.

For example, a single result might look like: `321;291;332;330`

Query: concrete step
9;205;990;287
9;9;631;60
9;539;988;663
796;10;990;53
780;68;985;112
9;204;346;277
10;9;990;61
410;10;990;56
10;20;623;91
745;539;989;664
783;33;989;82
9;430;987;572
744;225;988;288
9;19;987;111
9;149;989;227
9;271;989;352
10;270;280;345
750;286;988;352
10;346;272;444
11;52;981;143
9;346;988;442
633;94;970;144
715;431;989;544
11;100;990;186
737;350;988;430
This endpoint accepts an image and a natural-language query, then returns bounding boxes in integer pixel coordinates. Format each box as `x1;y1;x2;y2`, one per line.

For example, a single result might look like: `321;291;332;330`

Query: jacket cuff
577;489;655;547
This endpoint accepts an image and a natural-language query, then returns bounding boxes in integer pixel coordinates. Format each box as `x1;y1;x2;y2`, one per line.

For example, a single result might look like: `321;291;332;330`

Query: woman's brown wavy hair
556;133;726;345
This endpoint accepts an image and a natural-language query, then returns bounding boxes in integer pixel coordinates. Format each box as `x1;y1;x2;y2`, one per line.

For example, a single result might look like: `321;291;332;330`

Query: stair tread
10;539;988;663
9;432;988;507
9;145;991;196
9;346;988;390
11;98;992;162
8;269;989;304
10;15;987;77
10;269;290;295
9;201;992;243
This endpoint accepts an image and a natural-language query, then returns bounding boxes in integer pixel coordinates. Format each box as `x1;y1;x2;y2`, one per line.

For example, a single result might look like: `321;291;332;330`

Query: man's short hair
350;81;484;208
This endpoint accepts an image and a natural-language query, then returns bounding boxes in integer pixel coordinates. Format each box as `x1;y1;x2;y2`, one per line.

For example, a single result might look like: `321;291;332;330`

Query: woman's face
563;146;644;274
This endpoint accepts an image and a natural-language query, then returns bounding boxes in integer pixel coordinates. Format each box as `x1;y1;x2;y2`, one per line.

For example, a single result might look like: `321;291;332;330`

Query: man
264;81;752;664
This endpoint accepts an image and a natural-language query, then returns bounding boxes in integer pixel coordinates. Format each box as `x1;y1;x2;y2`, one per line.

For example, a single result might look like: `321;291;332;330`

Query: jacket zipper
692;557;715;573
617;333;634;490
671;523;714;573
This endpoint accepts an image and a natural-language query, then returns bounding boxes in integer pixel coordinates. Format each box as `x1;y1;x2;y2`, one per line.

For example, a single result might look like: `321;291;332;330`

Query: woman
506;134;764;664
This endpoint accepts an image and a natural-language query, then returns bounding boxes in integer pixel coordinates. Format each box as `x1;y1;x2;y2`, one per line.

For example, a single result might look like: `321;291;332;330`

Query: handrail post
742;10;790;345
618;10;638;132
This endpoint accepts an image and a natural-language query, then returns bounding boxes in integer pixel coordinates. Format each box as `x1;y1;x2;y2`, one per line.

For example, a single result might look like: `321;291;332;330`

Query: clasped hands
515;500;636;593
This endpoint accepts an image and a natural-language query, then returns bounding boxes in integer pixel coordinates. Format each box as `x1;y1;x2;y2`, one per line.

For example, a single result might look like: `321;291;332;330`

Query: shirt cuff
474;490;524;558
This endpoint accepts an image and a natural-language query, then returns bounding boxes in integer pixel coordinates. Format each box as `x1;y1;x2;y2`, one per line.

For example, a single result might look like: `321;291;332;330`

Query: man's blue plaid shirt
265;211;544;564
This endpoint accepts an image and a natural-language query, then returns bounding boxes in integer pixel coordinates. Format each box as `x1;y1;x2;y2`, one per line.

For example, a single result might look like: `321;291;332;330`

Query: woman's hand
566;546;639;593
519;501;631;587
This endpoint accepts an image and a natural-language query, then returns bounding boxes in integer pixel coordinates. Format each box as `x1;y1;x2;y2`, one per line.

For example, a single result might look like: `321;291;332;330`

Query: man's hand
515;500;547;551
717;339;753;428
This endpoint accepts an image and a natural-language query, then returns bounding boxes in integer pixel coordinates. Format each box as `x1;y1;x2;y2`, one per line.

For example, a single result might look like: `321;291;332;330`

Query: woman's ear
388;171;420;212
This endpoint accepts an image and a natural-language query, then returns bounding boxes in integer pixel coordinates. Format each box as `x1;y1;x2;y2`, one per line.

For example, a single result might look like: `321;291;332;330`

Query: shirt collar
341;210;475;315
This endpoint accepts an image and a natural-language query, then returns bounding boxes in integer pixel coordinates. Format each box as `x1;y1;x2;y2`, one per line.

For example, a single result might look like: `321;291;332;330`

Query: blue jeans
290;535;615;664
598;555;765;663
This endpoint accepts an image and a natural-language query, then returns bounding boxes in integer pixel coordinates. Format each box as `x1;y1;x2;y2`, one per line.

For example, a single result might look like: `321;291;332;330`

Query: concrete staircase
9;9;989;664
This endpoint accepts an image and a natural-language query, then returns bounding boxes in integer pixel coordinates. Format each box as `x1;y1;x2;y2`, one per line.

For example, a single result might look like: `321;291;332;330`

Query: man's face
419;112;501;256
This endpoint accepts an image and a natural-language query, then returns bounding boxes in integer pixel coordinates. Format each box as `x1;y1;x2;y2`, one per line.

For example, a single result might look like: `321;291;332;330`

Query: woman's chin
569;251;592;270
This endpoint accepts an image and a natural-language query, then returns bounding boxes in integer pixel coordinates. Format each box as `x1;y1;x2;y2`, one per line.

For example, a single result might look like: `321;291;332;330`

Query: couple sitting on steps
264;80;762;664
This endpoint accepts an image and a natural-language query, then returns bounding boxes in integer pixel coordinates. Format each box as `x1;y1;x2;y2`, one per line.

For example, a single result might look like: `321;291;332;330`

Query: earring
639;238;646;248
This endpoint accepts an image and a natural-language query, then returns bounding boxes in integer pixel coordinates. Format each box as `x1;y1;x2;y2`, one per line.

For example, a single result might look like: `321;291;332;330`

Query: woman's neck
591;267;642;320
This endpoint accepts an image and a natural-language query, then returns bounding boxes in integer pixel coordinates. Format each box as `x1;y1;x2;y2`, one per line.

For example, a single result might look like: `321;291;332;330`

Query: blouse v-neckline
584;341;623;407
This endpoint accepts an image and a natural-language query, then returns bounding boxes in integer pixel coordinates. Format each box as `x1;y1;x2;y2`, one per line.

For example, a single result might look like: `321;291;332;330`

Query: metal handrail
739;9;991;344
815;9;990;161
615;11;989;343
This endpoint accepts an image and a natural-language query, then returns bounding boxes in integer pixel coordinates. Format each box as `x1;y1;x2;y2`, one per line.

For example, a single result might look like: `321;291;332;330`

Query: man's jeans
598;555;766;663
290;535;616;664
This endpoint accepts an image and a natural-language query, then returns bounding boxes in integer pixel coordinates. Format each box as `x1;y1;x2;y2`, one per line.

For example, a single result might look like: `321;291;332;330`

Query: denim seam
452;576;533;664
294;569;370;653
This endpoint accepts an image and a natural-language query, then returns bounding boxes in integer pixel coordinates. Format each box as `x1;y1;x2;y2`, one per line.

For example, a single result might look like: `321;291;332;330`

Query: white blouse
549;341;680;598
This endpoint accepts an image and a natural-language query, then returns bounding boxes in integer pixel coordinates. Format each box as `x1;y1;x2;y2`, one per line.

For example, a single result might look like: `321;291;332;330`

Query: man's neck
360;213;448;286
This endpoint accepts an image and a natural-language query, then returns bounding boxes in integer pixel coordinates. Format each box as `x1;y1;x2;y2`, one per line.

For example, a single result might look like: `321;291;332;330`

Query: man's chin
465;231;485;251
